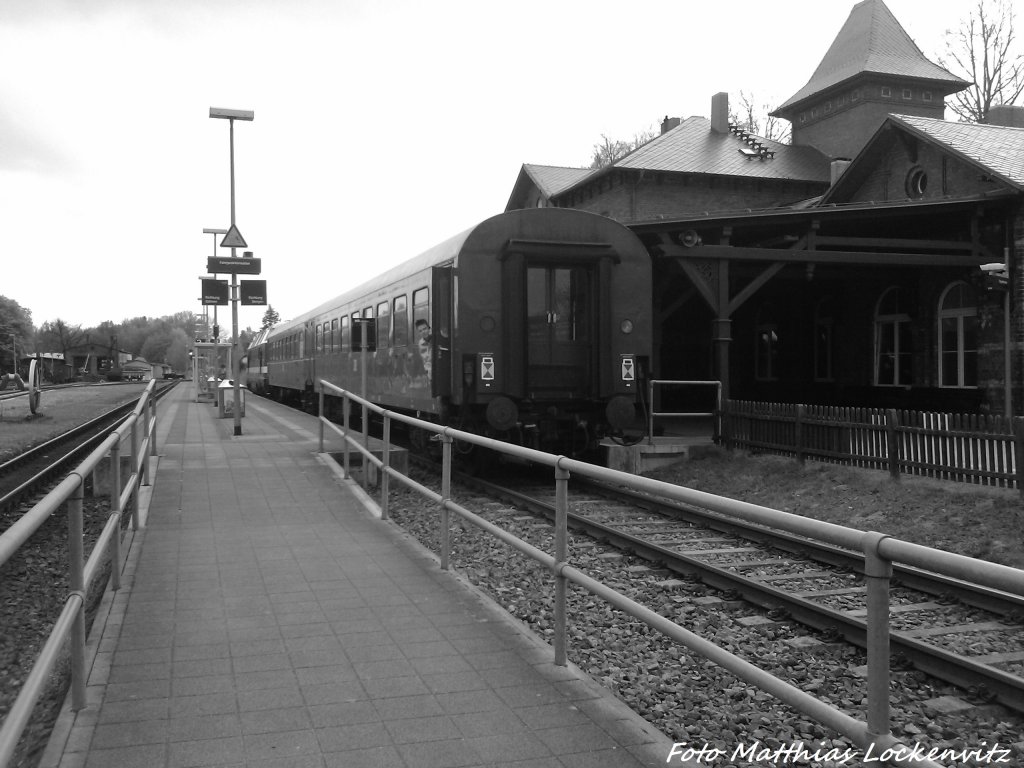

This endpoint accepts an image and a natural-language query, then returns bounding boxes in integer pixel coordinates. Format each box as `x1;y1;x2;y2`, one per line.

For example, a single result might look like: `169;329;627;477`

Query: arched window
813;299;834;382
755;305;779;381
938;282;978;388
875;287;912;386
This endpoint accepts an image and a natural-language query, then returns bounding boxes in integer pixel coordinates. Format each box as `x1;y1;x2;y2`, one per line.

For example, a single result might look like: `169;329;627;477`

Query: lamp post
209;107;253;437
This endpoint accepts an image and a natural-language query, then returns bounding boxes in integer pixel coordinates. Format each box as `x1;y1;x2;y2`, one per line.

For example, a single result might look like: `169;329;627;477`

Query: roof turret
772;0;968;118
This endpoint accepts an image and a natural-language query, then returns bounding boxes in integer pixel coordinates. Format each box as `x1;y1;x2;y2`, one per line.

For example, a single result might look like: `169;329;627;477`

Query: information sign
241;280;267;306
207;256;262;275
219;224;248;248
201;279;229;306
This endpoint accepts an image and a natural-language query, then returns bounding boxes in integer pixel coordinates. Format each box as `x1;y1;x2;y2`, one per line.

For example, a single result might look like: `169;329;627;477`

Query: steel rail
0;404;136;512
488;479;1024;713
582;477;1024;614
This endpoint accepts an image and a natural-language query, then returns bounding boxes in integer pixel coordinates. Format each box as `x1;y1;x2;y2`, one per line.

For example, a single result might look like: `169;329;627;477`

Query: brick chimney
830;158;852;186
711;92;729;134
661;115;681;134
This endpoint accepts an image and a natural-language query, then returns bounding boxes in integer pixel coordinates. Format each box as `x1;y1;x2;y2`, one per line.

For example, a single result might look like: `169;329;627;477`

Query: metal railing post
142;394;152;487
647;378;655;446
863;531;893;739
150;393;158;458
342;395;351;480
109;439;123;589
440;434;453;571
129;420;140;528
554;462;569;666
381;416;391;520
67;475;87;711
319;387;325;453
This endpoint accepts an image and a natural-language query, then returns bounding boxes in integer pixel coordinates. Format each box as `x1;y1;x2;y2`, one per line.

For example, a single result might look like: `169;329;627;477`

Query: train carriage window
341;316;350;351
331;319;338;353
316;324;323;354
394;295;409;346
377;301;390;348
412;287;429;328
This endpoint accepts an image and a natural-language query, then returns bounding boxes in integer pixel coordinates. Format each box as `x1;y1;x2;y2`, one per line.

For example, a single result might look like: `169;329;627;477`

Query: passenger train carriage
248;208;653;456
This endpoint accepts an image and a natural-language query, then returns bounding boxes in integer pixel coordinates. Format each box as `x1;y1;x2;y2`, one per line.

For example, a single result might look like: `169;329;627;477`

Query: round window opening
906;167;928;198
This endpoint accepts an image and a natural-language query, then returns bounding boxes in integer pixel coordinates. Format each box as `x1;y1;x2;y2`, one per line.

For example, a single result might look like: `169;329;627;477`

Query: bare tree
37;318;87;380
731;91;791;144
940;0;1024;123
589;126;658;169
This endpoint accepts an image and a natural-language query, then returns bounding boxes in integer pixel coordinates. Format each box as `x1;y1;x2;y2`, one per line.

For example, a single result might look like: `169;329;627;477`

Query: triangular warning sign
219;224;247;249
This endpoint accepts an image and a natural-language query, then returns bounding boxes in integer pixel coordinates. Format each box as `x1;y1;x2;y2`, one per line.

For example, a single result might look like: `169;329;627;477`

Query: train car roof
246;327;273;349
266;208;639;339
268;225;475;338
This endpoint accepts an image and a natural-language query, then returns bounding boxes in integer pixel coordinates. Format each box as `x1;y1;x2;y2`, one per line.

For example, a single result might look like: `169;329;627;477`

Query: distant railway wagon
248;208;653;456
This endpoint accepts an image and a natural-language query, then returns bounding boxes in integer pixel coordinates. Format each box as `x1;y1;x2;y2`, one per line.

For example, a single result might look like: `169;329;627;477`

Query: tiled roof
774;0;967;114
601;117;829;183
523;164;595;197
891;114;1024;189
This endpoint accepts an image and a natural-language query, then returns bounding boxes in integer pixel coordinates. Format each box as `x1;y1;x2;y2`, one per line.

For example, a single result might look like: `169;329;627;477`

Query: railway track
456;467;1024;714
0;382;176;517
391;452;1024;726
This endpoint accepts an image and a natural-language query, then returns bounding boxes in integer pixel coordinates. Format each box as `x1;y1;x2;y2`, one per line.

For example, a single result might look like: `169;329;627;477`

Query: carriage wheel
28;359;41;414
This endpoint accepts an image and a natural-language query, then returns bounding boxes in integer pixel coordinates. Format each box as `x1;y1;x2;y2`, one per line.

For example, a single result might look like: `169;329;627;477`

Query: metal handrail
316;381;1024;766
646;379;721;445
0;380;162;767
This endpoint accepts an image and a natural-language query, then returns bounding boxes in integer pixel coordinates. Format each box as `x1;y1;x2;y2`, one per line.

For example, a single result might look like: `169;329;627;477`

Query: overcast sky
1;0;973;334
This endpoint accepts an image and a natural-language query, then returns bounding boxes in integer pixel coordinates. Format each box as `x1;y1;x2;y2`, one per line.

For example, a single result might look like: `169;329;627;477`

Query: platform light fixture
209;107;254;436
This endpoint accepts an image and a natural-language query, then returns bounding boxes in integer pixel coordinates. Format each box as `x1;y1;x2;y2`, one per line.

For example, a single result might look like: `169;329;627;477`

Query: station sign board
207;256;261;275
240;280;267;306
201;279;229;306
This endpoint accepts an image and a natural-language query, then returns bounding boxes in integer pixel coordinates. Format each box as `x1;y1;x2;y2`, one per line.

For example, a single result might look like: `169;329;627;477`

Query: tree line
0;296;282;381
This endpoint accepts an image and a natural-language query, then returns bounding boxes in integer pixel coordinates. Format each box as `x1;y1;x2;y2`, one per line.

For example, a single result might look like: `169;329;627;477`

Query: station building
508;0;1024;417
58;341;133;382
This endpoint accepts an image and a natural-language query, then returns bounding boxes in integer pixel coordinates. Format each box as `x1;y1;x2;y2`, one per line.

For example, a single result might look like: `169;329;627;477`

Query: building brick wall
849;140;1002;202
789;79;948;159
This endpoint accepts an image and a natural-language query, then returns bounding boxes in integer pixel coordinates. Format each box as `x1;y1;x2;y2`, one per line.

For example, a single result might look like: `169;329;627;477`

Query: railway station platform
41;384;683;768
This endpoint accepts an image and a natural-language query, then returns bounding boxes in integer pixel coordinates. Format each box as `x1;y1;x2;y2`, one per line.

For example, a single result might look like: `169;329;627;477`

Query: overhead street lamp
209;107;254;437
